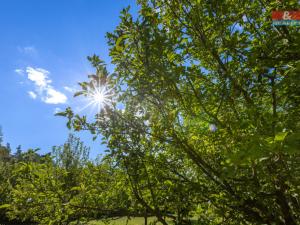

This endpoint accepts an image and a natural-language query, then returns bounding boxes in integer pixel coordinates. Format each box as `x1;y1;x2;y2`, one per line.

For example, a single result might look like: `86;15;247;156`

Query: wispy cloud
28;91;37;99
17;46;38;56
15;69;24;75
25;67;67;104
64;86;76;93
53;107;62;114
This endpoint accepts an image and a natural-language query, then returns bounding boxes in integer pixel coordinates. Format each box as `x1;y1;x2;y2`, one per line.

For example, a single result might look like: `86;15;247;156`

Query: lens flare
80;82;113;113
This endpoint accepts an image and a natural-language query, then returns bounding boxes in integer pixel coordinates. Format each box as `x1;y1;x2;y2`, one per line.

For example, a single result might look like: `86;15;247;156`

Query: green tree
0;128;14;222
62;0;300;224
6;135;91;224
14;145;23;162
52;134;89;169
0;126;3;146
0;127;11;162
0;157;13;221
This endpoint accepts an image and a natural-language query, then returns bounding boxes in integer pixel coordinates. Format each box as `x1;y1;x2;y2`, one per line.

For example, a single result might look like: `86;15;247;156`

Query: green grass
87;217;171;225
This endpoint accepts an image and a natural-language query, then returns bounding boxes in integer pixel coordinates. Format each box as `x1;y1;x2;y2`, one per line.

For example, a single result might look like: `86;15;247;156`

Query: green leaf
74;91;85;97
115;34;129;52
55;111;67;117
275;132;288;142
0;204;11;209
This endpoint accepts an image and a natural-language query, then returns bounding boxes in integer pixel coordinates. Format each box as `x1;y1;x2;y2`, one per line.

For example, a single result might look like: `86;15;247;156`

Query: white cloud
24;67;67;104
43;87;67;104
26;67;51;88
15;69;24;75
28;91;37;99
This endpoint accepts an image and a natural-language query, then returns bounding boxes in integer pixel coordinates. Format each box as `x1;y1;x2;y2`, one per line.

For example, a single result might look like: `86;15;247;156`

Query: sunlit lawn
87;217;200;225
87;217;172;225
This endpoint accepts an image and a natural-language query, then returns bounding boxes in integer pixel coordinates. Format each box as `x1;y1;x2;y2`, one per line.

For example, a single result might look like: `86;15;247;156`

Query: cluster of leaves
59;0;300;224
0;127;49;223
0;134;135;225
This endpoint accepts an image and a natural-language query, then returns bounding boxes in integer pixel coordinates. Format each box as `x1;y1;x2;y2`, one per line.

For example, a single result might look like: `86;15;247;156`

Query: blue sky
0;0;137;158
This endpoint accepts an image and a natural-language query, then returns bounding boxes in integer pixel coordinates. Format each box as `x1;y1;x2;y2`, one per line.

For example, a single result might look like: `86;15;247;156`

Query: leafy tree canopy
61;0;300;224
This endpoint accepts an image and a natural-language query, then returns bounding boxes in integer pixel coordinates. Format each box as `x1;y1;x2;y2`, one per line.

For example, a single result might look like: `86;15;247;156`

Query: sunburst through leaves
80;81;113;113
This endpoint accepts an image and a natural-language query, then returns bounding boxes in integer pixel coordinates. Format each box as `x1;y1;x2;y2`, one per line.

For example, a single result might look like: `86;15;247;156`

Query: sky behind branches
0;0;137;158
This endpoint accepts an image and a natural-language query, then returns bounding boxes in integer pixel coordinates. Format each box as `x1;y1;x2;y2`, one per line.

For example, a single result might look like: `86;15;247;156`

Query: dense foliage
1;0;300;224
64;0;300;224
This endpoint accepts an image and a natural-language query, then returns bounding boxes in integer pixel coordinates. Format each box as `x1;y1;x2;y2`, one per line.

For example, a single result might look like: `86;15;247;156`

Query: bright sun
92;90;105;104
80;82;113;113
